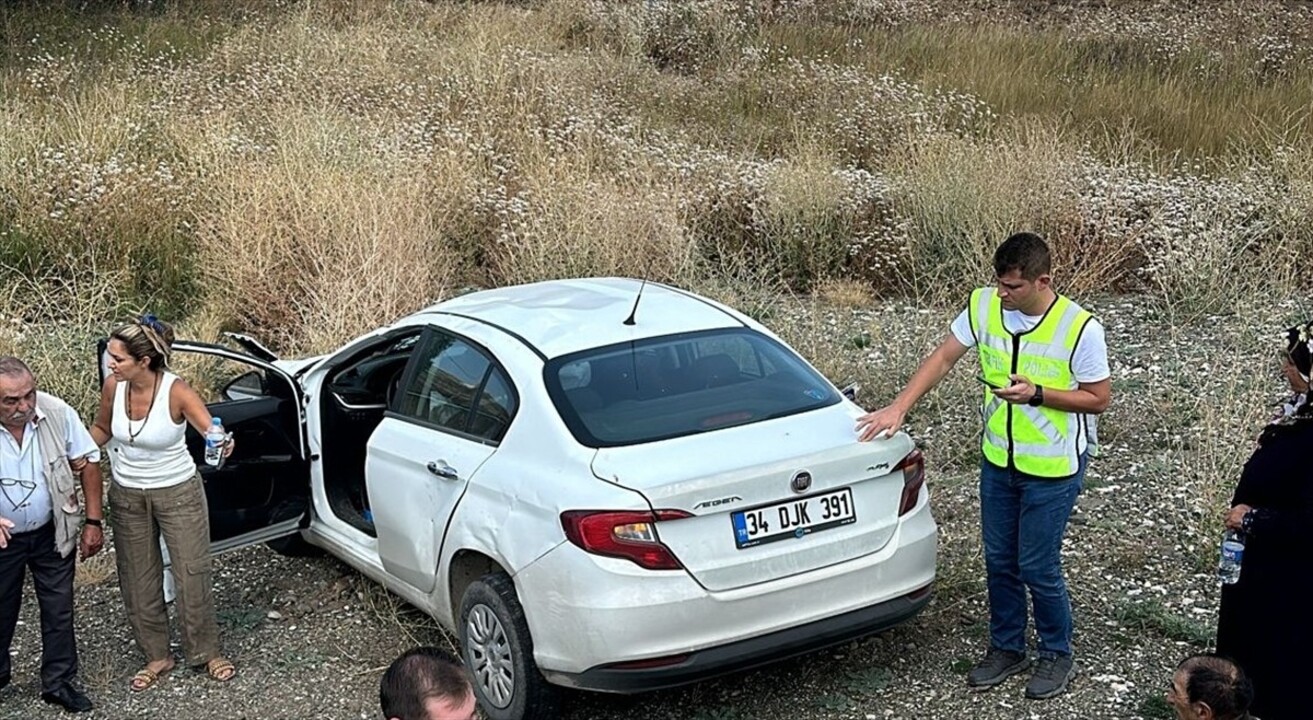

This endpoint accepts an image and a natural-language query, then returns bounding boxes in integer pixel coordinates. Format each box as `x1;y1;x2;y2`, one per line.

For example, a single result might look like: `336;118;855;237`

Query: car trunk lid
590;404;917;591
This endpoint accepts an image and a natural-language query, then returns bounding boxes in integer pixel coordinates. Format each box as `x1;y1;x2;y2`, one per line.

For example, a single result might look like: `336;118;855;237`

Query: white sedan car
162;278;937;720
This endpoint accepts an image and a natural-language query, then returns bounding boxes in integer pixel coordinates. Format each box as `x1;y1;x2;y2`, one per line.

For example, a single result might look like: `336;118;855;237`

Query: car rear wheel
459;572;559;720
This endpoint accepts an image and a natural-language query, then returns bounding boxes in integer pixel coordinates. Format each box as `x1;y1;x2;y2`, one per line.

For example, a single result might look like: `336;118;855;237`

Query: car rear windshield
544;328;841;447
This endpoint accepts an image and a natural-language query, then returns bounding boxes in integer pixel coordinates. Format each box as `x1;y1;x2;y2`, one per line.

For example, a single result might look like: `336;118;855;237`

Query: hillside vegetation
2;4;1310;717
1;0;1310;403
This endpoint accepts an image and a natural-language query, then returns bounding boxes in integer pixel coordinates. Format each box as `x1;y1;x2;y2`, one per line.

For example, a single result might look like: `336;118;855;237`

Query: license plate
731;488;856;549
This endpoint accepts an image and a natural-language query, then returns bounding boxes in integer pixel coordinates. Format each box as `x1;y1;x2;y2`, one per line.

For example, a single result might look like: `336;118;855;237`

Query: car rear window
544;328;841;447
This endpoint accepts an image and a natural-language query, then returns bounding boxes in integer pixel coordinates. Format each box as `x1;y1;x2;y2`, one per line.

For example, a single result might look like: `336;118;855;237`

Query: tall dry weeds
195;111;469;354
1;0;1310;364
887;123;1140;305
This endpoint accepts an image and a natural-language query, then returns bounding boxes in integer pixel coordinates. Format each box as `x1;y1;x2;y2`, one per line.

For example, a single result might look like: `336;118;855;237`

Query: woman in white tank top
107;371;196;489
89;316;237;691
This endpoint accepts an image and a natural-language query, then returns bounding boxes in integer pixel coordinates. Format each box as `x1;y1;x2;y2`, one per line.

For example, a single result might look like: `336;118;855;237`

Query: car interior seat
466;395;509;439
690;353;741;389
585;355;639;407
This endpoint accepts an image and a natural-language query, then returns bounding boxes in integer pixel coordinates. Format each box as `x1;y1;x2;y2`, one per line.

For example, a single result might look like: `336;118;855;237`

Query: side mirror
222;371;267;401
840;382;860;402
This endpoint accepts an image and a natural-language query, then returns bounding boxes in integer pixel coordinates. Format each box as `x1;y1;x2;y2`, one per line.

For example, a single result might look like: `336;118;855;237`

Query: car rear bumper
514;498;936;689
543;582;932;693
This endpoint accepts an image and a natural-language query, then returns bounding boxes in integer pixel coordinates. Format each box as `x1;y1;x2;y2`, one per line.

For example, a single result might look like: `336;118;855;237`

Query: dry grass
356;575;456;652
0;260;131;416
886;123;1143;304
814;278;874;309
0;0;1309;358
192;107;467;353
762;7;1313;162
78;641;127;697
483;154;697;286
75;549;117;588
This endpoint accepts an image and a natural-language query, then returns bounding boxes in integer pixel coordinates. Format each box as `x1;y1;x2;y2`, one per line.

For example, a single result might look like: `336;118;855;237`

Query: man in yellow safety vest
856;232;1110;700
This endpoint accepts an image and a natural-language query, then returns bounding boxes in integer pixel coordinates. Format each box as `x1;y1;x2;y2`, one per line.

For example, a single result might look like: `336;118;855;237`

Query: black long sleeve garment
1216;416;1313;720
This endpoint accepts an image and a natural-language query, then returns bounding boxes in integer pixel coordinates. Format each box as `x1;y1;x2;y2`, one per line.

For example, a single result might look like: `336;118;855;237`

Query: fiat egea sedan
154;278;937;720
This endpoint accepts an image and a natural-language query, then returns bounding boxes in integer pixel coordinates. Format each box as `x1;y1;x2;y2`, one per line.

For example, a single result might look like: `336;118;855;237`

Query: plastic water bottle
1218;529;1245;585
204;417;225;467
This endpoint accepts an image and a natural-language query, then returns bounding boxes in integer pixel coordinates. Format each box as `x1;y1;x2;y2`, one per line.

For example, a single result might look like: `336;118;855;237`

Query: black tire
263;498;323;557
264;531;323;558
459;572;560;720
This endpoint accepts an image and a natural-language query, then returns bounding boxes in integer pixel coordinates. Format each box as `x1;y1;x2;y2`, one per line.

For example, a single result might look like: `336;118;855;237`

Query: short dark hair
1177;654;1253;720
993;232;1052;280
380;646;472;720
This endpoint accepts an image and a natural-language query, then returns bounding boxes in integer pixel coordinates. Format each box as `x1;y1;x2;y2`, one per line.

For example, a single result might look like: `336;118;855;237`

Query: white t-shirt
950;307;1110;384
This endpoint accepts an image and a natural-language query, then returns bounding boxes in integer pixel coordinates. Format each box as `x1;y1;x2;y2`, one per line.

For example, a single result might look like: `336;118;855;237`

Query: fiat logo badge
790;471;812;494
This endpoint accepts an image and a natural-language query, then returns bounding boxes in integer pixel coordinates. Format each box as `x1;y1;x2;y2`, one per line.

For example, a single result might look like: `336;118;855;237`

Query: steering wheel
385;368;404;409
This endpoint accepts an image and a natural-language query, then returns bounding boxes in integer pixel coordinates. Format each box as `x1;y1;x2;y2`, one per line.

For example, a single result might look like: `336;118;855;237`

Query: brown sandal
129;664;172;692
205;657;236;682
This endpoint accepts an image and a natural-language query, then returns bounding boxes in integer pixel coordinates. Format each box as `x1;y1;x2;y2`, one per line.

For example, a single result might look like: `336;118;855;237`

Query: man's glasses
0;478;36;511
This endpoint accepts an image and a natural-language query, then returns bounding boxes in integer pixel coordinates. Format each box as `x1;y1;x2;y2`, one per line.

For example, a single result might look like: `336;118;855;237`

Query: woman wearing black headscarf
1215;321;1313;720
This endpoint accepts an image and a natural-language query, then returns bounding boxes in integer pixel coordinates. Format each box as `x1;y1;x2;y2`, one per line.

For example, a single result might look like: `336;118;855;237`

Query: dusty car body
154;278;937;720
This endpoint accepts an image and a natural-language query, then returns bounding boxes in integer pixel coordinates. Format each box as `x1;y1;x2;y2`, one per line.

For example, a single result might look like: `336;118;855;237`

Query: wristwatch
84;518;103;528
1027;386;1044;407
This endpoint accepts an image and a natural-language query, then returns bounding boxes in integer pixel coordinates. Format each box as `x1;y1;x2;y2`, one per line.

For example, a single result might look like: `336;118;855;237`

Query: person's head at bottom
1167;654;1254;720
380;646;477;720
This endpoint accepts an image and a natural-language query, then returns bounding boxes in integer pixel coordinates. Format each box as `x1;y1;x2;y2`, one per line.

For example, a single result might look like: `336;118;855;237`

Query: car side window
468;367;515;441
396;331;513;441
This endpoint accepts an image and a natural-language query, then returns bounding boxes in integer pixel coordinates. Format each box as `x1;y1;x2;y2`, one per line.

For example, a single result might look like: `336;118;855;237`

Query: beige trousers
108;473;221;665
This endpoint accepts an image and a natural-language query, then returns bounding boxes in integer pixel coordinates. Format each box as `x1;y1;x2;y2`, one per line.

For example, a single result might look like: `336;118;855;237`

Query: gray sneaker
1024;654;1076;699
966;648;1031;689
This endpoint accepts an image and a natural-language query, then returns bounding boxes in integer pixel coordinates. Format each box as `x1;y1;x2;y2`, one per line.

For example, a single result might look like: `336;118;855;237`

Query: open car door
98;338;312;555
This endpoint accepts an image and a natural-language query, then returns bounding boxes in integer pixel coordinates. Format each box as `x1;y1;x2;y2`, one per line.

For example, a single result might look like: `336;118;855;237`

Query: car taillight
560;510;692;570
895;449;926;516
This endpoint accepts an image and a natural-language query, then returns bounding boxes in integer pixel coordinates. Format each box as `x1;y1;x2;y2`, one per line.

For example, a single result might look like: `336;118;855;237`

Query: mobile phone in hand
977;375;1004;389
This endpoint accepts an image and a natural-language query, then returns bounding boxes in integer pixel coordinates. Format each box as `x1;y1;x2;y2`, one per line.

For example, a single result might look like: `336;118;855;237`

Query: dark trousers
0;521;78;692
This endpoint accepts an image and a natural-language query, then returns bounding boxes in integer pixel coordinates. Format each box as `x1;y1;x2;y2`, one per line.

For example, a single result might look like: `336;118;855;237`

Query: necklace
125;372;160;445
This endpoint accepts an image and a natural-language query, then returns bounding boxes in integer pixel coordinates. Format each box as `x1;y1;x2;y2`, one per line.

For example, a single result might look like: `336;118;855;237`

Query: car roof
413;277;747;360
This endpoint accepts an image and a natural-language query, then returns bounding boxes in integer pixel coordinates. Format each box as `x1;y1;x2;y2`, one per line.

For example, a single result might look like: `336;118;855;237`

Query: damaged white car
155;278;937;720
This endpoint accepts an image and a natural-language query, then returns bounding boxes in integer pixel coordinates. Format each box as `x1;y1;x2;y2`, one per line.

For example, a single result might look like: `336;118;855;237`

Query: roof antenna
623;278;647;326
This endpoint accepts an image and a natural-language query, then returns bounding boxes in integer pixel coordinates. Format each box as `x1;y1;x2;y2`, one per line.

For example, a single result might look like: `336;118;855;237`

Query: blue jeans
979;455;1085;657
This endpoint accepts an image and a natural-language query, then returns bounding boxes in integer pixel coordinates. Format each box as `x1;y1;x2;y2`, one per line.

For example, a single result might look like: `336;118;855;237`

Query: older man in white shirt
0;356;104;713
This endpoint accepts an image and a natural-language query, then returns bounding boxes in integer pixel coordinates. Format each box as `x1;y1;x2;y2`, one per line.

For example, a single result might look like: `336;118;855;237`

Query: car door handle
426;461;459;480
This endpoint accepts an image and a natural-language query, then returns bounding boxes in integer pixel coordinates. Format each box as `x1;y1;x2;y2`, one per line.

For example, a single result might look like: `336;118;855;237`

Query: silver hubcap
466;604;515;708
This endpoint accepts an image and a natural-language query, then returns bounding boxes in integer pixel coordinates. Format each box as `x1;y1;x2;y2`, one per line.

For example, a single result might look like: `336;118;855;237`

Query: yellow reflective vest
969;288;1093;478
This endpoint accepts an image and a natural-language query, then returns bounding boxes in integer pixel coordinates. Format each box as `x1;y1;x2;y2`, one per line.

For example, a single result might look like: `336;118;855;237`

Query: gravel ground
1;295;1299;720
